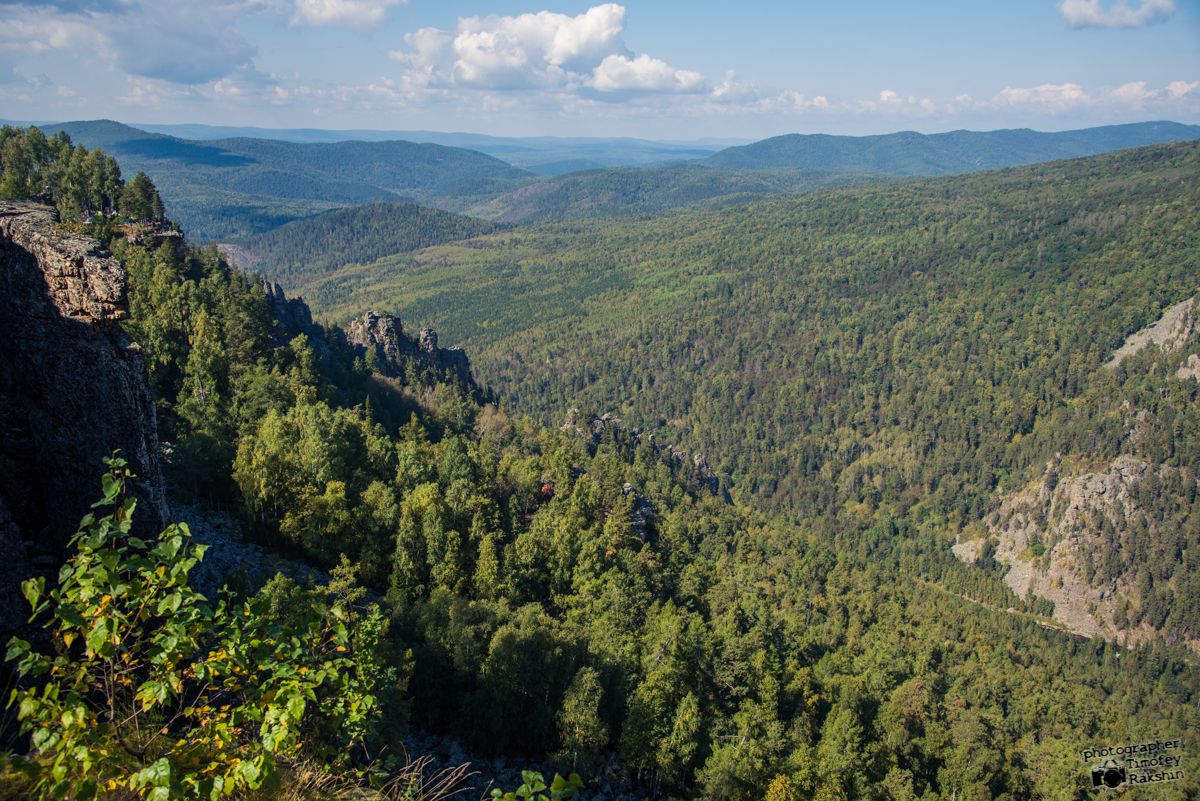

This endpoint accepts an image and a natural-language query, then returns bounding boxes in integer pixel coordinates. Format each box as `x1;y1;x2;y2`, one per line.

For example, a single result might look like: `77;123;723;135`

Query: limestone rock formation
0;201;168;630
1106;295;1196;369
345;310;473;385
955;454;1198;651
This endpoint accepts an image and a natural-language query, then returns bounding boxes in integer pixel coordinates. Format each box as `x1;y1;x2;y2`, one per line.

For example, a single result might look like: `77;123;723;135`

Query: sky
1;0;1198;140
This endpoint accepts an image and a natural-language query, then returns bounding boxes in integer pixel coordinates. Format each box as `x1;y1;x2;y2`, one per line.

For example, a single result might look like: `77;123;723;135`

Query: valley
1;121;1198;800
292;138;1200;653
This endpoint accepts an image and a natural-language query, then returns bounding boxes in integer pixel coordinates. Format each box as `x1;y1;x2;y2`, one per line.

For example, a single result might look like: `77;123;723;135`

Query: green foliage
238;202;505;287
4;456;381;799
0;124;163;222
120;171;167;221
15;140;1194;801
490;771;584;801
449;165;892;225
305;138;1200;640
552;667;608;777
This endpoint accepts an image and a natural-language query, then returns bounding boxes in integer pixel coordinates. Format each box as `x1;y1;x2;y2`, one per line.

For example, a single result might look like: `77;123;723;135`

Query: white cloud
985;79;1200;116
710;71;763;103
452;30;536;87
490;4;626;70
290;0;405;35
117;76;199;107
1057;0;1176;29
590;54;704;92
1165;80;1198;98
0;15;102;57
387;4;705;98
850;89;938;115
1105;80;1153;105
995;82;1090;111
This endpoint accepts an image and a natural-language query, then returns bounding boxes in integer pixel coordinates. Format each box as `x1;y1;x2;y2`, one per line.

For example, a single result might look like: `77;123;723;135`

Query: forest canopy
3;138;1199;801
0;125;166;223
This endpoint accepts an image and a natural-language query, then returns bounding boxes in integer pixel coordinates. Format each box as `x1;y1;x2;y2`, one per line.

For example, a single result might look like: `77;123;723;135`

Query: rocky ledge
0;201;168;632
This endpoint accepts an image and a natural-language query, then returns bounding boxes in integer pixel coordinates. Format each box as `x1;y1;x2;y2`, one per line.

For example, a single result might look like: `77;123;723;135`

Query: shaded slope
240;202;506;287
46;120;535;241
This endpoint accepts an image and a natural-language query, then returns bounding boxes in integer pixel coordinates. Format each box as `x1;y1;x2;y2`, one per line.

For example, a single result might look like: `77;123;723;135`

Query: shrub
4;456;381;800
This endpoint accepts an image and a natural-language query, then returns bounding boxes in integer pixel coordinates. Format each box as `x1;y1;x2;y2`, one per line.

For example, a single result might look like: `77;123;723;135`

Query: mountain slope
702;120;1200;174
452;164;893;223
297;139;1200;648
47;120;535;240
236;202;506;287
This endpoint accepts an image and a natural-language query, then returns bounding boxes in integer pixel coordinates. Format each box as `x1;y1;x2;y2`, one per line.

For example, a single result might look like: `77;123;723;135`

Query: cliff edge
0;201;168;631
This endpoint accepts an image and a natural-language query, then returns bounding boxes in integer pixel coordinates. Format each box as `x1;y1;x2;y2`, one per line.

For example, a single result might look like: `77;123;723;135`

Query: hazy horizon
1;0;1196;140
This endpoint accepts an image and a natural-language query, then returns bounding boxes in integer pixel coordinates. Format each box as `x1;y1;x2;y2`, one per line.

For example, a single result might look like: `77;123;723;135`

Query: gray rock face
261;280;314;334
0;202;168;631
346;310;473;386
418;326;437;353
1106;295;1196;369
0;495;32;631
959;454;1199;652
171;502;327;601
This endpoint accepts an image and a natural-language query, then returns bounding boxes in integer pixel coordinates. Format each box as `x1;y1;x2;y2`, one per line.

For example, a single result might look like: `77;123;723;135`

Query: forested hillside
51;120;534;240
4;134;1199;801
702;120;1200;174
43;119;1200;245
296;139;1200;649
236;202;506;288
456;165;890;223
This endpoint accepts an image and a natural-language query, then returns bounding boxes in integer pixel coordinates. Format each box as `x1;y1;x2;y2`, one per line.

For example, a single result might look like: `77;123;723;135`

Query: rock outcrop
171;502;327;601
262;280;315;335
956;454;1198;651
1106;295;1196;369
346;310;473;385
1176;353;1200;382
0;201;168;631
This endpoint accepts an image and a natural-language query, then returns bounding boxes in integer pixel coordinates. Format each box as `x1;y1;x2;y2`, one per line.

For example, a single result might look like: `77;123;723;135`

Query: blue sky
2;0;1198;139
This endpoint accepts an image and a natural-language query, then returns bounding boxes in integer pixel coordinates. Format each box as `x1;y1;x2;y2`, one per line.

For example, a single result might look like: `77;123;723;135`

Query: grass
0;752;481;801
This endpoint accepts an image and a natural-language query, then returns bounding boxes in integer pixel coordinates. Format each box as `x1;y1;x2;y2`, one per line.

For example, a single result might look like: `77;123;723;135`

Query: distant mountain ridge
19;118;1200;242
701;121;1200;174
41;120;536;240
8;119;748;171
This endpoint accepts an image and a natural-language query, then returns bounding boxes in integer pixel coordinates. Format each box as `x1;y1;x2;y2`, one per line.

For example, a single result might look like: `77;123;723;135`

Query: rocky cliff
1105;295;1196;370
0;201;168;631
954;453;1198;652
261;279;315;335
346;310;473;385
949;296;1200;652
